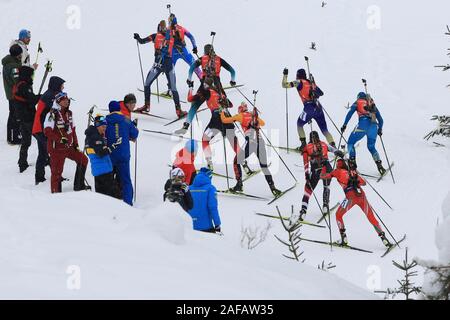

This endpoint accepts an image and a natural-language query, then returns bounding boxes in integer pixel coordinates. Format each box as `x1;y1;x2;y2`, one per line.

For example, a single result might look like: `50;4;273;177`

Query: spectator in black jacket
164;167;193;213
12;66;39;172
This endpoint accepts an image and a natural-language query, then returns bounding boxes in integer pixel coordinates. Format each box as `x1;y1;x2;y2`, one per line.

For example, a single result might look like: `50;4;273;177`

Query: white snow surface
1;0;449;299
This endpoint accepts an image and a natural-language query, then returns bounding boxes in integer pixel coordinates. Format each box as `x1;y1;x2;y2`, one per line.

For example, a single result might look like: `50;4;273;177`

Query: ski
142;129;201;142
360;172;380;180
268;184;297;205
433;142;445;147
316;202;340;224
163;107;208;127
137;88;187;103
223;84;245;90
381;234;407;258
131;110;170;120
217;190;269;201
255;212;326;229
377;162;395;183
300;237;373;254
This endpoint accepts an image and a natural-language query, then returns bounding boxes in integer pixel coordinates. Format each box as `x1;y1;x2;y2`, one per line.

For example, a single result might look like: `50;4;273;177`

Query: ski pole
134;118;139;203
35;42;43;65
167;4;172;15
360;173;393;210
380;136;395;184
304;56;312;79
321;105;348;144
369;204;401;248
210;31;216;46
136;41;145;88
222;130;231;190
38;60;52;95
285;87;289;153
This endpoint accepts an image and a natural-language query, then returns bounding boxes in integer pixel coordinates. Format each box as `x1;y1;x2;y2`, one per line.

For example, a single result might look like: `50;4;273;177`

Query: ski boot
206;157;214;171
242;161;255;176
269;183;282;197
338;229;349;246
35;176;46;186
19;163;30;173
296;138;307;153
74;165;92;191
176;108;187;119
175;122;190;135
135;103;150;113
230;179;243;193
375;160;386;176
379;232;392;248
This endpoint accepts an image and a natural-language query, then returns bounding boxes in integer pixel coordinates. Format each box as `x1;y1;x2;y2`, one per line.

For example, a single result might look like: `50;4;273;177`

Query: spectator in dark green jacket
2;44;23;144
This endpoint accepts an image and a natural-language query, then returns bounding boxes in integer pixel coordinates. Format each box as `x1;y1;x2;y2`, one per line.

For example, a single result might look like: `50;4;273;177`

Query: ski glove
230;81;236;87
187;80;194;88
192;47;198;55
341;125;346;133
283;68;288;75
378;128;383;136
134;33;145;44
334;150;345;158
215;226;221;233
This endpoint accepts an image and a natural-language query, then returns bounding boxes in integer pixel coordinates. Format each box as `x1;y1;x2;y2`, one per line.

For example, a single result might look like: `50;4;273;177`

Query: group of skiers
2;12;394;247
282;66;392;248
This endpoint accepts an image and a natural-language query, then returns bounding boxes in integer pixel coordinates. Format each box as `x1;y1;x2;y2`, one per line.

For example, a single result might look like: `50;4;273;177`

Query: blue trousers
347;122;380;161
112;159;133;206
297;102;334;144
172;47;202;78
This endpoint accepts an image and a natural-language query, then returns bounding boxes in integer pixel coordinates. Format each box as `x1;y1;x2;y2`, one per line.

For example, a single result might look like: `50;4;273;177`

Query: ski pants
112;159;133;206
297;102;334;144
18;121;32;169
7;100;21;144
347;121;380;161
302;161;332;212
144;58;180;108
172;47;202;79
33;132;49;180
236;134;274;187
95;172;120;199
202;113;241;180
49;147;88;193
336;190;383;235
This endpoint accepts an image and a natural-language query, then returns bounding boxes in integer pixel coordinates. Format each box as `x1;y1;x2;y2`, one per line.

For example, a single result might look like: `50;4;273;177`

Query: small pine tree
376;248;422;300
273;206;305;262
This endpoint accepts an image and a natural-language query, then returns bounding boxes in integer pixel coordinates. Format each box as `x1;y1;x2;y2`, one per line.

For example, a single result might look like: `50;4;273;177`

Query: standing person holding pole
282;62;335;152
10;29;39;70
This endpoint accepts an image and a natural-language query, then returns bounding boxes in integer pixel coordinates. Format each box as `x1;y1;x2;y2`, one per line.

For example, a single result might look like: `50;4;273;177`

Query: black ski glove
134;33;145;44
283;68;288;75
378;128;383;136
230;80;236;87
341;125;346;133
334;150;345;158
187;80;194;88
215;226;221;233
192;47;198;55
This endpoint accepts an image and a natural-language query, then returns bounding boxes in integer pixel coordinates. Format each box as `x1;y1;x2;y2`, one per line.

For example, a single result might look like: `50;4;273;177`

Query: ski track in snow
1;0;449;299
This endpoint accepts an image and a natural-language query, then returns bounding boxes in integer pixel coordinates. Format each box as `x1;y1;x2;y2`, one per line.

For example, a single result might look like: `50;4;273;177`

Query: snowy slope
1;0;449;298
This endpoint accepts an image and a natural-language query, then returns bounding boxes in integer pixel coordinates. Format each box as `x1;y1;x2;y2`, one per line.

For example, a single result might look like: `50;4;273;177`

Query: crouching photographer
163;167;193;213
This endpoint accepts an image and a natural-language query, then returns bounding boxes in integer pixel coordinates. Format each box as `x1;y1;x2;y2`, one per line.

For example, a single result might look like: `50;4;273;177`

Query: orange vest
304;142;329;161
298;79;314;103
356;99;371;117
201;55;221;77
171;25;186;44
206;89;223;111
154;33;166;51
240;112;254;132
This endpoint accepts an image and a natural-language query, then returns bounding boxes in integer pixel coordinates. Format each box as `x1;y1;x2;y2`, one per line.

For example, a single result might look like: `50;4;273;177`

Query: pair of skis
218;184;297;205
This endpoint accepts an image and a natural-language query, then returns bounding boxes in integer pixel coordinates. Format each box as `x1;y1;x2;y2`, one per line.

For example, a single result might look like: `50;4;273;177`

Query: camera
166;182;184;203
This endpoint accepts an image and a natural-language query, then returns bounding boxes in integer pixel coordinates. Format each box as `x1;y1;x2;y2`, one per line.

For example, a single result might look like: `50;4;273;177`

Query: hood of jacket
48;76;65;92
18;66;34;84
2;55;20;67
192;171;212;188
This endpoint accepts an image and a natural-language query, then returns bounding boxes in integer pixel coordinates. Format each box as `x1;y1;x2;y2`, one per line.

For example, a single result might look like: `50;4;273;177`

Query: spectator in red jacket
173;139;198;185
43;92;89;193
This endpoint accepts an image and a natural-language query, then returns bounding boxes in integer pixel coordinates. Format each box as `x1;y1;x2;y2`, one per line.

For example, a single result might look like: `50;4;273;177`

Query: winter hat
204;44;214;56
185;139;198;154
9;44;23;57
169;14;177;26
199;167;213;179
296;69;307;80
336;159;348;170
238;102;248;113
94;115;107;127
18;66;34;82
19;29;31;40
157;20;167;33
171;167;185;180
108;100;121;112
124;93;137;105
357;92;367;100
55;92;69;103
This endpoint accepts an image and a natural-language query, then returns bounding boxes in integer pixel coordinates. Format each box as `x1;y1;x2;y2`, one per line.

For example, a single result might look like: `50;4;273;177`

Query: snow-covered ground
1;0;449;299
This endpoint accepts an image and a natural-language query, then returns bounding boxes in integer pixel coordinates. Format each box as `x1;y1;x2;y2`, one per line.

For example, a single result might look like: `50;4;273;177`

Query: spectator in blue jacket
85;115;120;198
188;167;221;233
106;101;139;206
